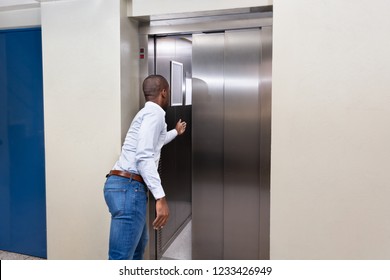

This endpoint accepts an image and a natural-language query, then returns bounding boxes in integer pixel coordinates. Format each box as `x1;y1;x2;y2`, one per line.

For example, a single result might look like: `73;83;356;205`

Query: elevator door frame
138;11;272;260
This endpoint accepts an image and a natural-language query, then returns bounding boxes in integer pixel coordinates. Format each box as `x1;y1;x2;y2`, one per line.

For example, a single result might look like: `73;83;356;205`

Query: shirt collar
145;101;166;116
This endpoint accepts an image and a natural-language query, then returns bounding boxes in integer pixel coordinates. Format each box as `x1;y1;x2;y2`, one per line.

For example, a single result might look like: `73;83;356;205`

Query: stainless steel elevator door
192;28;272;260
192;33;225;260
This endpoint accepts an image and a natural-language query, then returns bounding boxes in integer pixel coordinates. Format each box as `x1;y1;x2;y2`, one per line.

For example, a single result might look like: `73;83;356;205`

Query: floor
1;221;192;260
161;220;192;260
0;250;44;260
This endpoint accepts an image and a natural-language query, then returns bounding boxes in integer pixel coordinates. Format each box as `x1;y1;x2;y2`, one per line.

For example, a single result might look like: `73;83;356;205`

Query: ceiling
0;0;37;5
0;0;38;10
0;0;59;11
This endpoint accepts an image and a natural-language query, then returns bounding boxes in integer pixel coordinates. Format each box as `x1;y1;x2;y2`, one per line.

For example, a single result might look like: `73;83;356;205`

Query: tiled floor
0;250;45;260
161;220;192;260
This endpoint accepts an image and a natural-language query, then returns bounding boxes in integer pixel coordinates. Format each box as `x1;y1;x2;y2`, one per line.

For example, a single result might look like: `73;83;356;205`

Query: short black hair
142;75;169;99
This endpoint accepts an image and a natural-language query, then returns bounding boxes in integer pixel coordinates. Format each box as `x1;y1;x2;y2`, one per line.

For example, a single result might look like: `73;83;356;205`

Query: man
104;75;186;260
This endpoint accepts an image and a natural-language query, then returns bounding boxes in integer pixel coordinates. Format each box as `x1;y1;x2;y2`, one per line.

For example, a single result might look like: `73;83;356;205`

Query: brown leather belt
107;170;145;185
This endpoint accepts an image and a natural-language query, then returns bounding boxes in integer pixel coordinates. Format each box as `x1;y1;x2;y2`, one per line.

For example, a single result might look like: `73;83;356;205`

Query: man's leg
104;176;147;259
133;222;148;260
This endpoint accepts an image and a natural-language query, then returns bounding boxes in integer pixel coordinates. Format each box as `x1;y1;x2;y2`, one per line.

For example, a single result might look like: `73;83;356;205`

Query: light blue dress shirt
113;101;177;199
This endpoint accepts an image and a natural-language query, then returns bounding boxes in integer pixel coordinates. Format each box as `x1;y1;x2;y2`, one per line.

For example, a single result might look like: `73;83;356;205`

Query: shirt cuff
151;189;166;200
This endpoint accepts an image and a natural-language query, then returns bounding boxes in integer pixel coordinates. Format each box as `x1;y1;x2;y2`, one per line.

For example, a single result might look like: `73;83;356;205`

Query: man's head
142;75;170;110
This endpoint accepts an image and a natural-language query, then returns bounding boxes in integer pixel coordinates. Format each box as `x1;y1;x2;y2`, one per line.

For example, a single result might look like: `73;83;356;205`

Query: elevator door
149;35;193;260
192;28;272;259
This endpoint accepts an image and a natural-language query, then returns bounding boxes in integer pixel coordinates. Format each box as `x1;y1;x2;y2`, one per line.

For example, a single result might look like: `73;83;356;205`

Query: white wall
41;0;139;259
271;0;390;259
129;0;273;16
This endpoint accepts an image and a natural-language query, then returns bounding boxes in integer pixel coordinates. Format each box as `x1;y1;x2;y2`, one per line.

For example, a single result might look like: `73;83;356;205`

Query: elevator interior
138;8;272;260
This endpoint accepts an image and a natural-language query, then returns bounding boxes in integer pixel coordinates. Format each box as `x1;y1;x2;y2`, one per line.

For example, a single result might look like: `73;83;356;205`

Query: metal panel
192;33;225;259
223;29;262;259
138;11;272;35
258;26;272;260
173;105;192;228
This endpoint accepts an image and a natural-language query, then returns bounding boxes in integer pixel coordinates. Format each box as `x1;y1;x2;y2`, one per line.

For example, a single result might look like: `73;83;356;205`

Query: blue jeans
103;175;148;260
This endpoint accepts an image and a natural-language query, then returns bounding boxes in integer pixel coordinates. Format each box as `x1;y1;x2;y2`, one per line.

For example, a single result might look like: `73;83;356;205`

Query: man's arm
164;119;187;145
135;112;170;230
136;112;166;199
153;197;169;230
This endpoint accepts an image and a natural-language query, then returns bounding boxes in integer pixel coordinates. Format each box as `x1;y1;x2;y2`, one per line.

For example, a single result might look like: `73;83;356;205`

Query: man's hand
153;197;169;230
175;119;187;135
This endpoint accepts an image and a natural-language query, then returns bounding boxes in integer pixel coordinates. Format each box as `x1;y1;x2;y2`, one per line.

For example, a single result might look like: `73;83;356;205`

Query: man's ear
161;88;167;98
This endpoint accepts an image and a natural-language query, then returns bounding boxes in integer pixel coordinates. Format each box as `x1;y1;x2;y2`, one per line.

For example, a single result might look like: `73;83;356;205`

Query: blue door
0;28;46;258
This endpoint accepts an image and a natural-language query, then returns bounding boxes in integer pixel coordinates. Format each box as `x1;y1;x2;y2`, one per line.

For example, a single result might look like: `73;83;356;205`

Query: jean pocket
133;183;147;193
104;188;127;217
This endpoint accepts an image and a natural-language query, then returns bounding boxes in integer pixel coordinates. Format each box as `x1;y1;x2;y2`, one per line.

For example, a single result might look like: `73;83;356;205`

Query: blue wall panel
0;28;46;258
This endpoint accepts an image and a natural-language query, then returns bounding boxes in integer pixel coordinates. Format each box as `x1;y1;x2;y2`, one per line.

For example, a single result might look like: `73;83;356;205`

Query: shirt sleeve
164;129;178;145
135;111;165;199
